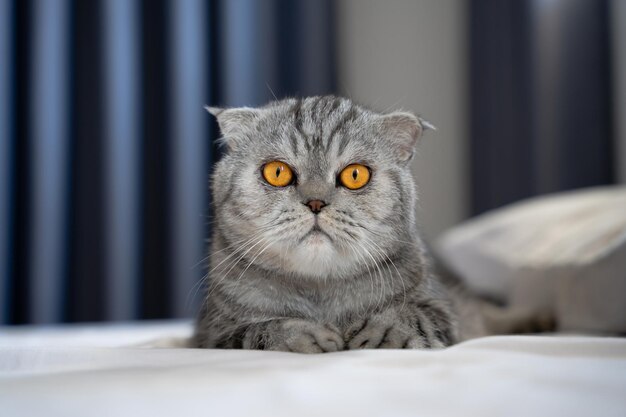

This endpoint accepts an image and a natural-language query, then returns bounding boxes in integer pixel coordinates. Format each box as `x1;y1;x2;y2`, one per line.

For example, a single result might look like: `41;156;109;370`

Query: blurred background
0;0;624;325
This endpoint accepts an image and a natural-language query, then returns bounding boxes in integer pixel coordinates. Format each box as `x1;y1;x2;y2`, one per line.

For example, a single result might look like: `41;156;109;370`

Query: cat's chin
300;228;332;246
266;236;358;279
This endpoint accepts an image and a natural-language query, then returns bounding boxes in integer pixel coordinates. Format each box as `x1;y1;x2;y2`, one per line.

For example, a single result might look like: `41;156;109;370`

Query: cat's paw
346;317;421;349
346;310;446;349
269;320;344;353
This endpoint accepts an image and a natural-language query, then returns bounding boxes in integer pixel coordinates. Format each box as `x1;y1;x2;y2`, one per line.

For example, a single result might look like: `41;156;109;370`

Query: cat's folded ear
205;106;263;150
377;111;436;163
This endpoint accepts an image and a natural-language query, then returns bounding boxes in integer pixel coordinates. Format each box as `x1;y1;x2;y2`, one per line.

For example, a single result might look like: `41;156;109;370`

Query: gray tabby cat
193;95;540;352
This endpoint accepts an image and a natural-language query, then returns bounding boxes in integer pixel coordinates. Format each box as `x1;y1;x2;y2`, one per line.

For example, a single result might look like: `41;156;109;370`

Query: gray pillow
435;186;626;334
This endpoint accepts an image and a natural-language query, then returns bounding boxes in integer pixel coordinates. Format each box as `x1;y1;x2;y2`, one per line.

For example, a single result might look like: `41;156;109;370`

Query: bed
1;321;625;417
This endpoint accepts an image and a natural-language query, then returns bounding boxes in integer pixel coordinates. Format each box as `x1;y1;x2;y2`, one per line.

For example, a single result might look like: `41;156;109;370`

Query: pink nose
305;200;326;214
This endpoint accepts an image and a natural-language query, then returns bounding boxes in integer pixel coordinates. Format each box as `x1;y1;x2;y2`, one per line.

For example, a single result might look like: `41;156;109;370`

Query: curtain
0;0;336;324
469;0;615;215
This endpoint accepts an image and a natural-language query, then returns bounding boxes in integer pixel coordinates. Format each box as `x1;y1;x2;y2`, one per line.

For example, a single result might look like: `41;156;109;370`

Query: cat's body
193;96;545;352
195;227;455;351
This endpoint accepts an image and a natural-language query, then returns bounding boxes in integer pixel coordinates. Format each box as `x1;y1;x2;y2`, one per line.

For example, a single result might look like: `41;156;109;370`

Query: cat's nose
305;200;326;214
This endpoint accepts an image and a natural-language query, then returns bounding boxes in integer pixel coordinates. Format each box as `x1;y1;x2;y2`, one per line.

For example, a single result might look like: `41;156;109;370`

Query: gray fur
194;96;458;352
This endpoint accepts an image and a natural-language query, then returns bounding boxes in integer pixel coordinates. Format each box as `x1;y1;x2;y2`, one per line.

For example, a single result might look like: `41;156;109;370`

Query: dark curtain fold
0;0;13;323
216;0;335;106
470;0;615;215
0;0;336;324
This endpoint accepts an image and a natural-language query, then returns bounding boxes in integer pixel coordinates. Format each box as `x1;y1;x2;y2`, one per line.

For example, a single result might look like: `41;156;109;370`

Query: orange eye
339;164;371;190
262;161;294;187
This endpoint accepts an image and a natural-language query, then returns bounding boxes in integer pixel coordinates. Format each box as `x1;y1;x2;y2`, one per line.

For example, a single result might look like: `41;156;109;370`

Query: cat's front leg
345;302;456;350
244;319;344;353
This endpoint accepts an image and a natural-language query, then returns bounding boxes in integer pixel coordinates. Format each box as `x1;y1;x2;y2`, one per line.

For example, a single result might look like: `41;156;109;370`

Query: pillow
435;186;626;334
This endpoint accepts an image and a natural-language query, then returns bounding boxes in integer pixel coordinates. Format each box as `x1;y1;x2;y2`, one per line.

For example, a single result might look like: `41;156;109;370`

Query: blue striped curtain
0;0;336;324
469;0;614;214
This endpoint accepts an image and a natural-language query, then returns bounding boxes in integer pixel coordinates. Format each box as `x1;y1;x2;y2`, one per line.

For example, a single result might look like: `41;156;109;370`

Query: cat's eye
262;161;294;187
339;164;371;190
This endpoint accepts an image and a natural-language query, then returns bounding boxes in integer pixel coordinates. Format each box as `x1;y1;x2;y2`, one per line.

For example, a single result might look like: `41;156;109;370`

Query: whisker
365;236;408;314
358;238;386;312
191;210;294;271
233;240;275;285
345;240;376;311
203;235;269;301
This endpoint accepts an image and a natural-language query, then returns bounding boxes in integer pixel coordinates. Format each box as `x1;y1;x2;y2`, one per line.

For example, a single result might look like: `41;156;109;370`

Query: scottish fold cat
193;96;544;352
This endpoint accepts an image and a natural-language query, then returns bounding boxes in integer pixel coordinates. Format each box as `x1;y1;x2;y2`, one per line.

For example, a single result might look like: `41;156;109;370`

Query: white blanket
1;321;625;417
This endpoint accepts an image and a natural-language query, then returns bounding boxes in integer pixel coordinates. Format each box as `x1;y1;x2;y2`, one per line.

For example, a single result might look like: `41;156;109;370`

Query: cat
192;95;549;352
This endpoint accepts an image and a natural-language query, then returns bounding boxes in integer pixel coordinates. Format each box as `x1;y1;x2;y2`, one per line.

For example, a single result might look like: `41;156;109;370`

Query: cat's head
208;96;431;279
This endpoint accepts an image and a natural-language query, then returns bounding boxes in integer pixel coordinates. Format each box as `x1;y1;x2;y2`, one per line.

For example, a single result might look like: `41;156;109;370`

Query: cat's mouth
299;224;333;243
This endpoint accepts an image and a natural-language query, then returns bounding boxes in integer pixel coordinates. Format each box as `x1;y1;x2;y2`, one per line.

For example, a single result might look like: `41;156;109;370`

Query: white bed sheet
1;321;625;417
